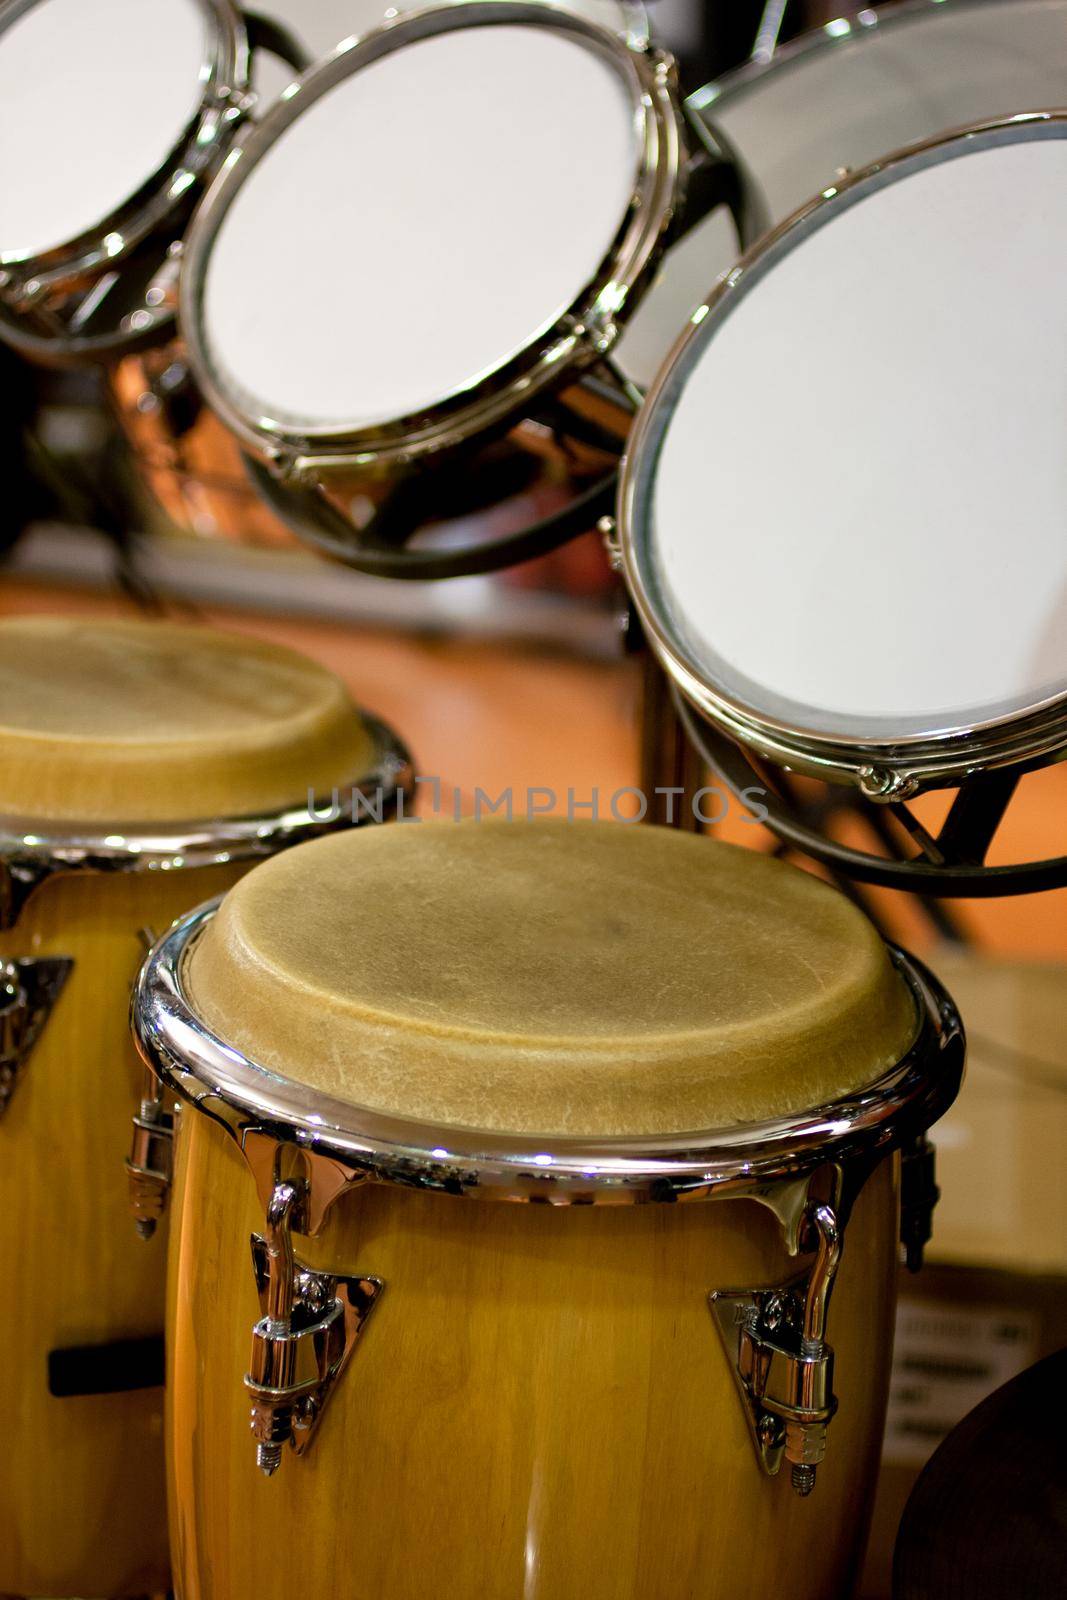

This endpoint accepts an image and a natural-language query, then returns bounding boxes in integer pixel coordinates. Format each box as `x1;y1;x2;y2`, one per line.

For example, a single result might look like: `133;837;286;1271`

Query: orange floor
3;575;1065;959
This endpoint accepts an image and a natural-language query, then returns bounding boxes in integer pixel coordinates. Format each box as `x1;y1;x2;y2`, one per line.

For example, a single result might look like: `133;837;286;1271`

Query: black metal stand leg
638;646;705;831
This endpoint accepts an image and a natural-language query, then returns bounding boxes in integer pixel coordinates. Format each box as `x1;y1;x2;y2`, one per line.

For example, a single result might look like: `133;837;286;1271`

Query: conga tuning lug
0;957;73;1119
740;1172;831;1257
0;860;52;929
899;1134;939;1273
244;1181;383;1476
710;1202;841;1496
126;1058;175;1240
240;1129;373;1236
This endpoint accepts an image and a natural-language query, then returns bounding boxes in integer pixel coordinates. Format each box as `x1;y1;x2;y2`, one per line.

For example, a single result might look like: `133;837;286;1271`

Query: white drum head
618;0;1067;387
0;0;212;261
196;15;644;433
623;120;1067;759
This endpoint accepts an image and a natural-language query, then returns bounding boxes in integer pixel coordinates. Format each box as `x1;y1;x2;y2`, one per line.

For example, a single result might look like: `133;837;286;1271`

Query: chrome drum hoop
617;110;1067;797
179;0;684;479
0;0;249;317
0;712;412;926
687;0;1057;119
133;903;964;1206
610;0;649;49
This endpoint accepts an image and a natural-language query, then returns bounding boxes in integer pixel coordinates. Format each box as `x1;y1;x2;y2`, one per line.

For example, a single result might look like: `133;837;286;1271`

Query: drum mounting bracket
245;1180;383;1477
0;956;73;1118
126;1061;176;1241
709;1201;840;1496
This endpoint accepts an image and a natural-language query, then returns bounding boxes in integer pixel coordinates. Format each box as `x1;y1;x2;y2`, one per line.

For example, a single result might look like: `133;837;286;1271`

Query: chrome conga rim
133;901;963;1205
0;712;412;927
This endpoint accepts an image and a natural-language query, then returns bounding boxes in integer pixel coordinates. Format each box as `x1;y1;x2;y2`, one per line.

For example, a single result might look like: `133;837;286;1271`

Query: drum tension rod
126;1059;176;1240
899;1134;940;1274
710;1202;841;1496
0;955;73;1118
127;928;175;1240
245;1177;384;1477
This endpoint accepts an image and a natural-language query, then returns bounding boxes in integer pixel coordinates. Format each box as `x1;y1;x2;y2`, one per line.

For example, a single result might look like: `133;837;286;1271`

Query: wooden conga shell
0;615;402;1596
167;1120;898;1600
0;864;243;1598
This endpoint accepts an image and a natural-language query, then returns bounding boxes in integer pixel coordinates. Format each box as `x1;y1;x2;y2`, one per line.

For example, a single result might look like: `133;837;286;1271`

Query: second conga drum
136;821;963;1600
0;615;409;1598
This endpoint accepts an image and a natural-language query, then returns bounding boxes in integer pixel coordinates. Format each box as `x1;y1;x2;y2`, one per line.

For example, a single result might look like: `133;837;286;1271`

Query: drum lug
899;1134;939;1273
560;309;619;360
598;515;623;572
857;764;919;802
245;1180;383;1477
216;81;259;124
709;1201;841;1496
0;859;53;930
126;1061;175;1240
0;956;73;1118
646;45;679;93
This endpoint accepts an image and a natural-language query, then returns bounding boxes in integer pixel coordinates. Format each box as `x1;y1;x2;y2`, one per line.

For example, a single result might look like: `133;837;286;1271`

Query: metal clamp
899;1134;939;1273
0;956;73;1117
126;1062;175;1240
245;1180;383;1477
710;1202;841;1496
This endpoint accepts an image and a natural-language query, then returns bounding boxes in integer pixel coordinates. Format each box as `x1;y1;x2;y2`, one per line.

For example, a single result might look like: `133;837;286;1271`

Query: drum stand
632;666;974;942
629;613;705;831
675;692;1067;898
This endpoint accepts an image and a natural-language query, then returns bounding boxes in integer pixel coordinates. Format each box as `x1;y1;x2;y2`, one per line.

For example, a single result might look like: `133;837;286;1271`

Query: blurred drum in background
111;0;650;557
0;0;661;563
616;109;1067;894
0;615;409;1597
0;0;277;363
0;0;308;549
134;820;963;1600
174;1;731;579
619;0;1067;385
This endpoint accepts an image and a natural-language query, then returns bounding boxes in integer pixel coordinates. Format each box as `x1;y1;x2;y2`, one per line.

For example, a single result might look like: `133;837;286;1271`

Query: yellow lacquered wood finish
169;1114;898;1600
0;863;244;1599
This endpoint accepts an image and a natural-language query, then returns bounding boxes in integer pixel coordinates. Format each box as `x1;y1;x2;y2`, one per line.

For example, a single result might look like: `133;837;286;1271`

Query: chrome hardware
711;1202;841;1496
857;765;919;803
179;3;682;480
616;110;1067;798
750;0;787;63
0;0;250;361
0;957;73;1117
899;1134;939;1273
134;902;964;1209
126;1061;174;1240
0;714;412;912
119;249;183;341
0;859;52;931
598;515;624;572
245;1181;382;1476
649;44;679;89
240;1129;373;1239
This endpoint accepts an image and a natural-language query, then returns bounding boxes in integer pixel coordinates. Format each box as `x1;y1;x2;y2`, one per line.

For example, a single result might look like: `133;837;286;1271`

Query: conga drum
134;820;963;1599
0;615;409;1598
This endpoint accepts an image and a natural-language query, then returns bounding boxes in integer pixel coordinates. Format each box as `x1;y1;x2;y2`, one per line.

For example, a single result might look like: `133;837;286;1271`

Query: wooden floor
4;575;1065;959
